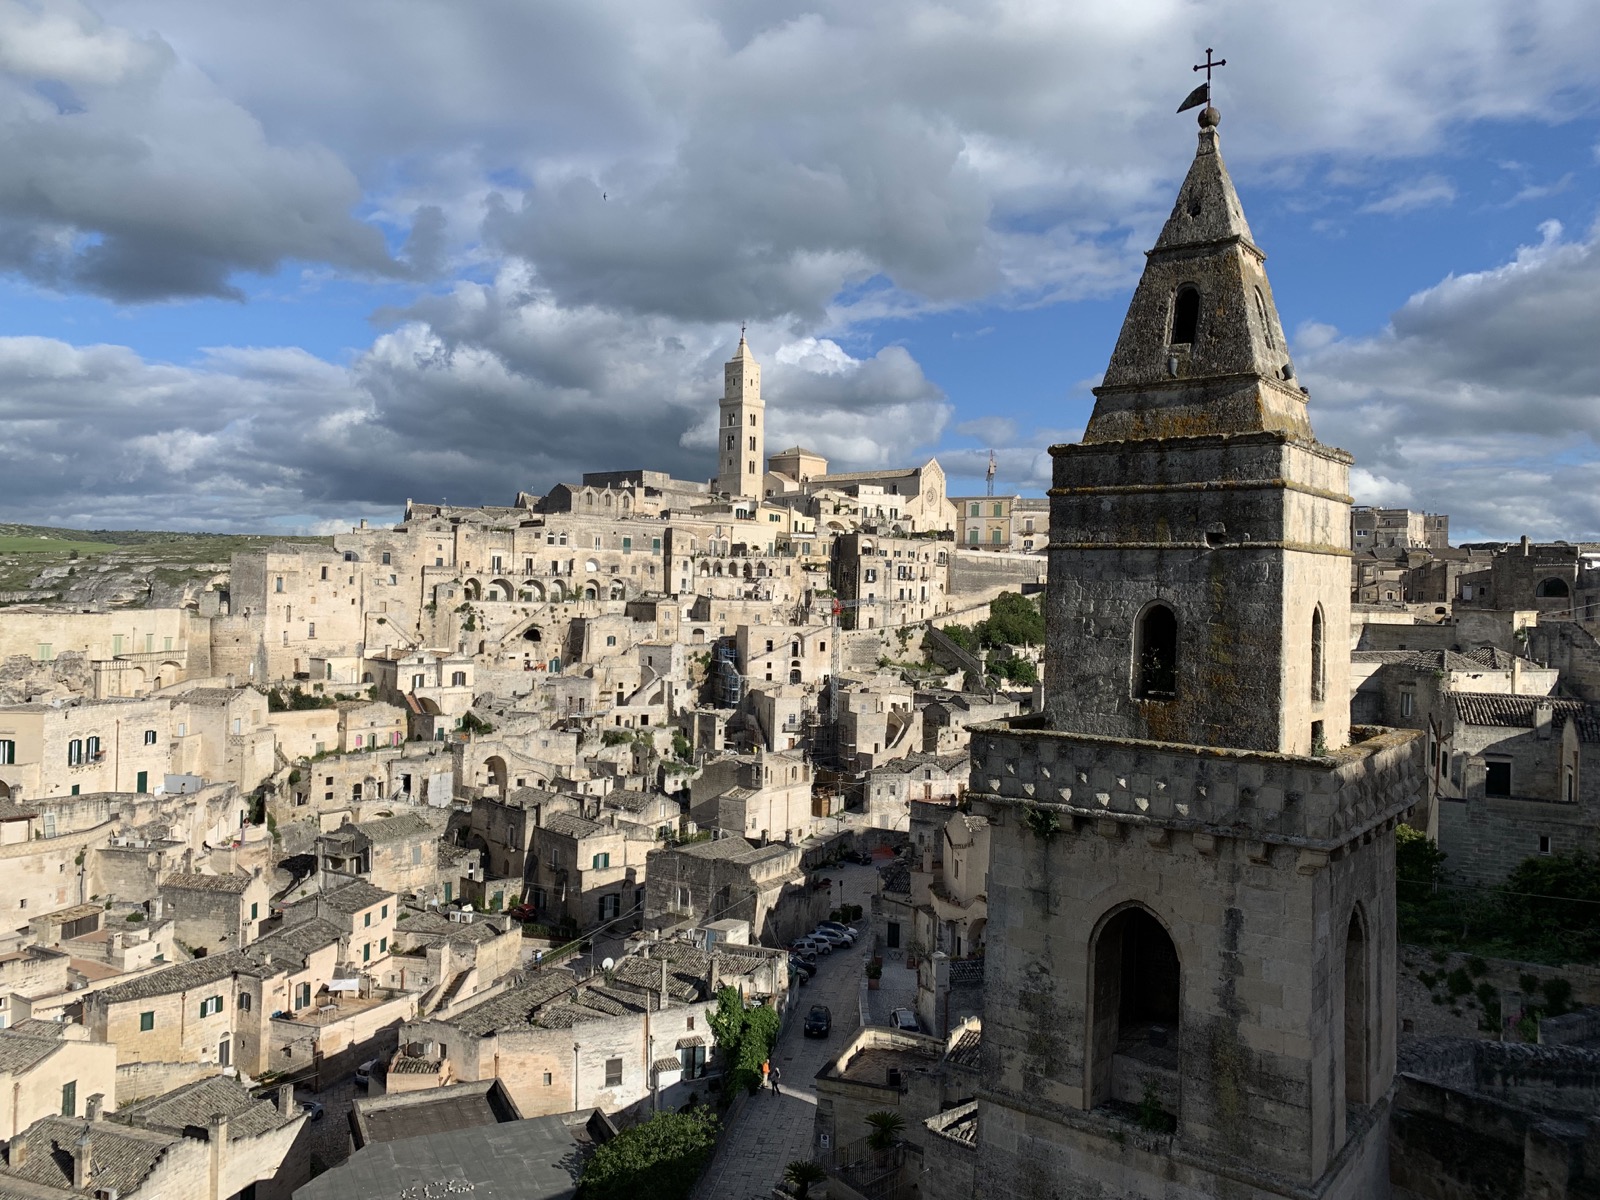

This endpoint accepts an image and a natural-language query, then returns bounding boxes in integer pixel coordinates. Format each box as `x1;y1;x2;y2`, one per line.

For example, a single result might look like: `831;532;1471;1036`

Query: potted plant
867;961;882;990
864;1110;905;1167
784;1160;828;1200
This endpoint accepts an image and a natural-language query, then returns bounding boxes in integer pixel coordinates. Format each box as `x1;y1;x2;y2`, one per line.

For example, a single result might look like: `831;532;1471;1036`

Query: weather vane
1177;48;1226;116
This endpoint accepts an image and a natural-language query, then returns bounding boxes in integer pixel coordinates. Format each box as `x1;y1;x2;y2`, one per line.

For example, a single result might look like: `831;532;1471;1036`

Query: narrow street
691;860;881;1199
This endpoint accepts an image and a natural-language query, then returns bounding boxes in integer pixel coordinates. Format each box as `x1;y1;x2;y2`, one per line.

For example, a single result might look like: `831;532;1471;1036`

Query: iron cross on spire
1177;48;1227;113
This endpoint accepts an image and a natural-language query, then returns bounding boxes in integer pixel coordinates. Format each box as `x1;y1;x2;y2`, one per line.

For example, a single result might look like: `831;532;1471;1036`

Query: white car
794;935;833;956
817;922;858;944
890;1008;919;1033
811;927;852;947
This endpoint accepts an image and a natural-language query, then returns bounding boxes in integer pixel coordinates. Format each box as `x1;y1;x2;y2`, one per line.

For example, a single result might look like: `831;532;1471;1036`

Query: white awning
327;979;361;992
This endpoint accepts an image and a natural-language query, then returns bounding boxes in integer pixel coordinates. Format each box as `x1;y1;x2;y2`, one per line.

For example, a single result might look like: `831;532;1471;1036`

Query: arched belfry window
1537;578;1571;599
1088;906;1181;1110
1311;606;1325;704
1171;286;1200;345
1134;604;1178;700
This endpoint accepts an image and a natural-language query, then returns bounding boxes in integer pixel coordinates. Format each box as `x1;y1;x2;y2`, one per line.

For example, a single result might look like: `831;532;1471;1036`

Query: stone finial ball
1198;106;1221;128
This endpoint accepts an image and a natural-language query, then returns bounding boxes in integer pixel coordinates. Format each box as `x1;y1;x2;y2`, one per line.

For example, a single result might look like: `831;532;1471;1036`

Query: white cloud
1303;218;1600;540
1358;174;1456;215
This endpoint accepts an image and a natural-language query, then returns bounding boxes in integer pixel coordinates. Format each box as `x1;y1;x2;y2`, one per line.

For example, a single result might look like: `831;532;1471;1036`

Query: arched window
1089;906;1181;1111
1311;606;1325;703
1134;605;1178;700
1343;909;1369;1108
1254;287;1275;349
1537;578;1571;598
1171;286;1200;345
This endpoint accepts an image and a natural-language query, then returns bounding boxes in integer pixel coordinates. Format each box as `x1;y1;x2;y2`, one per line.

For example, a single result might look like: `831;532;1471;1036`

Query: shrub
1445;968;1472;997
577;1107;718;1200
864;1110;905;1151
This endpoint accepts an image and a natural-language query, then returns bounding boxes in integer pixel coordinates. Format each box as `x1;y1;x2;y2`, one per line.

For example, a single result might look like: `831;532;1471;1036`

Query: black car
843;849;873;865
804;1004;832;1037
789;955;817;980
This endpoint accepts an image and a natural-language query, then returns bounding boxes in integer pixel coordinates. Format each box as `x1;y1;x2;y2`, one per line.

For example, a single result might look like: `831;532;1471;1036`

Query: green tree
708;987;780;1097
578;1107;719;1200
940;623;980;652
1498;850;1600;961
978;592;1045;648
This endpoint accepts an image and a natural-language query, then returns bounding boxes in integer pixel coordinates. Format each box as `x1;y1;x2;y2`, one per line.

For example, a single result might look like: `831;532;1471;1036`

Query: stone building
644;836;826;946
314;812;442;898
157;869;272;956
0;1076;307;1200
952;495;1051;552
832;533;948;631
864;752;968;829
688;749;816;843
1349;506;1450;552
964;106;1423;1198
0;1022;118;1140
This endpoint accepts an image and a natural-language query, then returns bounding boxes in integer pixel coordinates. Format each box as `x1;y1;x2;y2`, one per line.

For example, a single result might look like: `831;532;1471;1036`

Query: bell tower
716;331;764;500
968;98;1423;1200
1043;103;1348;758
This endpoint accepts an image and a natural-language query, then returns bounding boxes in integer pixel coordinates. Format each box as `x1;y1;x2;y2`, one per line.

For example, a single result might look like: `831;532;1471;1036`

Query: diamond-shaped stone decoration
1096;792;1111;807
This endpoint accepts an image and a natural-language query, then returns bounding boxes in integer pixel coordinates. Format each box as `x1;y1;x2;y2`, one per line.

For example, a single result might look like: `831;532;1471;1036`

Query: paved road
692;861;880;1200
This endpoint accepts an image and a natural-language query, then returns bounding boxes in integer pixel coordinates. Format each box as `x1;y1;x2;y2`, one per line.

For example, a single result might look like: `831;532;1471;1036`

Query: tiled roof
94;951;247;1004
390;1057;441;1075
0;803;38;822
160;871;251;894
925;1100;978;1146
944;1024;981;1070
116;1074;291;1140
1453;692;1599;740
0;1029;65;1075
317;880;393;914
447;970;581;1036
3;1117;176;1195
541;812;604;840
174;688;245;708
878;860;911;895
247;918;343;965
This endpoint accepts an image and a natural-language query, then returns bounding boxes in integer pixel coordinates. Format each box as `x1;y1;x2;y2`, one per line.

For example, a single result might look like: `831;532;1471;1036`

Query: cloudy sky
0;0;1596;540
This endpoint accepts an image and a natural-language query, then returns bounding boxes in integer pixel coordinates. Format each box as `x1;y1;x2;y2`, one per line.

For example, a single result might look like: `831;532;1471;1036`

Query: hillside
0;523;332;607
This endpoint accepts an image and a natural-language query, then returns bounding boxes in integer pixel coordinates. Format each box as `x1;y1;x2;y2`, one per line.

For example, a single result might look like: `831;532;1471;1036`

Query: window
605;636;616;647
382;552;392;565
1539;835;1552;855
592;852;611;870
199;995;223;1018
968;503;980;517
1088;907;1180;1109
1343;910;1369;1106
1310;606;1325;703
1484;759;1512;797
993;503;1003;517
307;622;315;638
295;983;311;1009
239;993;252;1011
1401;691;1414;718
364;911;372;927
1254;287;1276;349
381;904;388;918
1537;578;1571;599
250;902;259;920
363;943;371;962
1171;285;1200;344
320;566;329;581
679;1043;707;1079
601;894;620;920
622;537;632;554
61;1081;76;1117
0;739;12;765
139;1011;155;1031
605;1057;623;1087
143;729;157;746
968;529;979;543
413;674;426;688
1133;604;1178;700
380;937;387;953
990;529;1002;544
412;845;423;865
67;739;84;767
275;577;284;593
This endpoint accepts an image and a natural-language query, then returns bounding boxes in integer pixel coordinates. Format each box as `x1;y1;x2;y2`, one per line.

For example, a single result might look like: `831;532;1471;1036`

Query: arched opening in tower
1089;906;1181;1114
1311;605;1325;704
1134;605;1178;700
1171;286;1200;345
1343;910;1370;1109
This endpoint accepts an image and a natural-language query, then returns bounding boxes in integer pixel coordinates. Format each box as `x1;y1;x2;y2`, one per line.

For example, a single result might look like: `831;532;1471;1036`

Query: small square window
604;1057;623;1087
139;1011;154;1031
1539;835;1552;855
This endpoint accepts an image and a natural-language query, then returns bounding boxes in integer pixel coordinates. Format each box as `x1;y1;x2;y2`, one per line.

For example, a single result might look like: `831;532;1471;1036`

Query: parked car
789;955;817;980
842;849;873;865
811;927;852;947
890;1008;919;1033
804;1005;832;1037
788;942;818;963
300;1100;325;1121
354;1059;378;1088
794;935;832;956
506;903;538;923
817;921;858;943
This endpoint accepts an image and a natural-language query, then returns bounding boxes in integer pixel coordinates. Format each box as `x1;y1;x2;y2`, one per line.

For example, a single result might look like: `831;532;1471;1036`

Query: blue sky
0;1;1596;540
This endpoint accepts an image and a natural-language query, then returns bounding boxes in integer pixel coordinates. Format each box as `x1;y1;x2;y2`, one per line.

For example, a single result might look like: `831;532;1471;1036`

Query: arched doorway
1088;905;1180;1113
485;756;508;800
1133;604;1178;700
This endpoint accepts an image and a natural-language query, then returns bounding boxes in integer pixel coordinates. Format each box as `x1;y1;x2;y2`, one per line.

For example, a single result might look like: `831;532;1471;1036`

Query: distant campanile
716;332;764;499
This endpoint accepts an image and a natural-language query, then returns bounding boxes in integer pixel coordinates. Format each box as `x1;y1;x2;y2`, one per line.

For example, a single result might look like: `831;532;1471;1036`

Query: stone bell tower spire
1044;105;1349;758
969;89;1422;1200
715;327;764;500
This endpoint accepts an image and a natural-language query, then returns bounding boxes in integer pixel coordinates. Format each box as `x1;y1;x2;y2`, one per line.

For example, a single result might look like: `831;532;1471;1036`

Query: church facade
965;104;1424;1198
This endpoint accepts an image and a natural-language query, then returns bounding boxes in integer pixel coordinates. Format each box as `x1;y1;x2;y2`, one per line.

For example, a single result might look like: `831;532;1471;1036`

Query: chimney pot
85;1094;104;1122
72;1132;92;1190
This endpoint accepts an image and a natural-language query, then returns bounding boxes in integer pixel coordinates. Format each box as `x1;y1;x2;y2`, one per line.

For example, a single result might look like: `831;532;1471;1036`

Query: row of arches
461;578;627;603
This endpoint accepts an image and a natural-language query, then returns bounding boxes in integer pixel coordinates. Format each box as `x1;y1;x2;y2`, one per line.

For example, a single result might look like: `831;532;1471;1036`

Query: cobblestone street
692;860;886;1199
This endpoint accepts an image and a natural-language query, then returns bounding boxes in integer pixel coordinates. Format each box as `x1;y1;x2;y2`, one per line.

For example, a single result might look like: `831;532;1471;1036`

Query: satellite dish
601;957;615;971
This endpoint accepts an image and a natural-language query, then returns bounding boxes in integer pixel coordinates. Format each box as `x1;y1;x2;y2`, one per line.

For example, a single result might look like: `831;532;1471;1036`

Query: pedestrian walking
761;1059;770;1091
770;1064;782;1096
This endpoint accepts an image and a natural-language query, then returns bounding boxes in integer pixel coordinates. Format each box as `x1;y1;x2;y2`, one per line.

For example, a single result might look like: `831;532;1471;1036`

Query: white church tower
716;331;764;499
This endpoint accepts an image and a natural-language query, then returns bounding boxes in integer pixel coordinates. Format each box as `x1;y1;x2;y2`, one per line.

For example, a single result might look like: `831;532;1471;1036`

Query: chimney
85;1094;104;1122
1522;535;1532;556
72;1132;92;1191
276;1083;295;1116
660;958;671;1010
209;1112;229;1144
1536;702;1554;740
1513;656;1523;694
10;1139;25;1167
